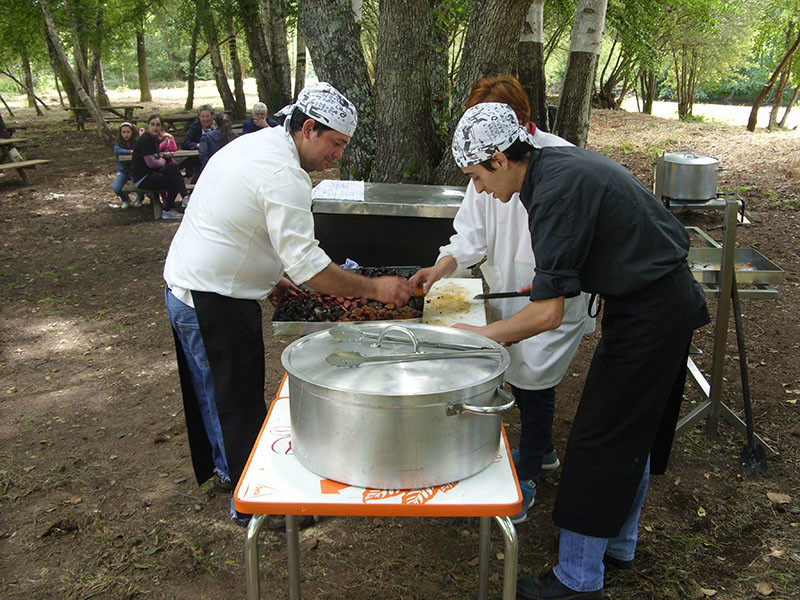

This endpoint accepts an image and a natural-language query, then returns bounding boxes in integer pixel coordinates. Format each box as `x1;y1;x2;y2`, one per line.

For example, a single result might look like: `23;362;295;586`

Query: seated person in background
199;113;237;172
241;102;278;134
181;104;215;181
112;122;145;209
158;130;179;207
132;114;190;221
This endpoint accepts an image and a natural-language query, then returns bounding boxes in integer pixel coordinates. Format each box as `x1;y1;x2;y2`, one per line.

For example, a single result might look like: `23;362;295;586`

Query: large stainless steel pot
654;151;722;201
281;323;512;489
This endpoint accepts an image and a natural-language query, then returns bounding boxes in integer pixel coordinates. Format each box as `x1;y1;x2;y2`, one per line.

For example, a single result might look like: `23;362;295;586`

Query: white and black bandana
451;102;537;168
275;82;358;137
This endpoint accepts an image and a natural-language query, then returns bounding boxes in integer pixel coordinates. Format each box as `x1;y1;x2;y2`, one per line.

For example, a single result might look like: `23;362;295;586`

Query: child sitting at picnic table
112;122;144;209
198;113;236;173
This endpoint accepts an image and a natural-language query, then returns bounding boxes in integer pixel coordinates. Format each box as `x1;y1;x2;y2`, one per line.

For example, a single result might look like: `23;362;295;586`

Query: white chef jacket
164;126;332;306
437;127;595;390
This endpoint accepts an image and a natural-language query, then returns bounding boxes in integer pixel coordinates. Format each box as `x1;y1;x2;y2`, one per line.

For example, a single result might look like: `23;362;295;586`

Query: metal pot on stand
654;151;723;202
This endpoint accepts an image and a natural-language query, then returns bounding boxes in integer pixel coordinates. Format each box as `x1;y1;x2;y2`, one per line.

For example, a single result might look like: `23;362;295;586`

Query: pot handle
373;324;420;353
447;386;516;416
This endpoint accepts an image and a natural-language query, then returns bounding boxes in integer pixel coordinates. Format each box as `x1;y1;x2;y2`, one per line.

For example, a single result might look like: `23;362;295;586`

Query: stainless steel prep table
312;181;465;266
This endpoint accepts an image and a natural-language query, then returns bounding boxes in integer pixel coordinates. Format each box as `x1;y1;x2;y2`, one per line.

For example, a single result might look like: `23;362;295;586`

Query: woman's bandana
451;102;537;168
275;82;358;137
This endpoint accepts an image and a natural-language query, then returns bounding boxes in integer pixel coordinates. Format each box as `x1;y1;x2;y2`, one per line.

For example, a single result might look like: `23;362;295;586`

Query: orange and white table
234;376;522;600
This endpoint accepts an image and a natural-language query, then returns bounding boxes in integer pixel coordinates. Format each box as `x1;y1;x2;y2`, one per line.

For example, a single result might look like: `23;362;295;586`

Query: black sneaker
604;553;634;570
517;569;603;600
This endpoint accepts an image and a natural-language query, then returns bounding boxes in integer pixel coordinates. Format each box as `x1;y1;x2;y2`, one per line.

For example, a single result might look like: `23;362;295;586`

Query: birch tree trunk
185;16;200;111
20;48;43;116
294;28;306;100
553;0;608;147
45;31;74;107
433;0;530;185
299;0;375;180
747;27;800;132
197;0;235;112
40;0;113;141
371;0;439;183
227;18;247;119
238;0;279;109
518;0;548;130
266;1;292;109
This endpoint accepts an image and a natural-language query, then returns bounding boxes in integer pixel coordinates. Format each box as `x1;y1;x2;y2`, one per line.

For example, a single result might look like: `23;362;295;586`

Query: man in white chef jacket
163;82;411;526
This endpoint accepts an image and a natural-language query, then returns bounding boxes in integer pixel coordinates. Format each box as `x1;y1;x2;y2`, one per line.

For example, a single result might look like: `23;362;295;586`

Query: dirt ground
1;102;799;600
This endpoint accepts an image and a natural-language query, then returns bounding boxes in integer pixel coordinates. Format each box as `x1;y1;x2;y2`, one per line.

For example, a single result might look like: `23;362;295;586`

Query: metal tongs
326;324;499;368
327;323;491;352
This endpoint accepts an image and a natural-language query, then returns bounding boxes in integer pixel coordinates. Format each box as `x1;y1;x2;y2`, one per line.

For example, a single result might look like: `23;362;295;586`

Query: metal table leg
285;515;301;600
478;517;491;599
493;516;518;600
245;514;265;600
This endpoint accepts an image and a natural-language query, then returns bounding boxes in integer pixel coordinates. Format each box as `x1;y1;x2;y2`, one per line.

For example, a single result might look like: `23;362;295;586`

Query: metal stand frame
675;199;776;455
245;514;518;600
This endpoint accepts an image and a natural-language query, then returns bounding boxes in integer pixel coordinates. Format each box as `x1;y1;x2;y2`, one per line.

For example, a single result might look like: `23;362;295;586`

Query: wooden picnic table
118;149;199;162
0;137;50;185
64;105;143;130
160;114;199;133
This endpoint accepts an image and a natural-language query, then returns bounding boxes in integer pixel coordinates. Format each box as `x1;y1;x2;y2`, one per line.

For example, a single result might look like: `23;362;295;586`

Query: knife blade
472;291;530;300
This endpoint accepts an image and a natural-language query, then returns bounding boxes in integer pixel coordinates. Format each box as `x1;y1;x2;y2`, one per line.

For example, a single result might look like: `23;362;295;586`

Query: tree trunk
20;48;43;116
518;0;548;131
778;84;799;128
238;0;279;109
433;0;531;185
370;0;439;183
197;0;235;112
294;28;306;100
747;27;800;132
185;15;200;111
768;63;791;131
45;31;74;107
638;67;656;114
299;0;375;180
66;0;94;99
266;1;293;109
88;2;109;106
227;19;247;119
94;61;110;107
136;30;152;102
429;1;450;135
1;67;49;113
40;0;114;142
0;95;14;117
554;0;608;147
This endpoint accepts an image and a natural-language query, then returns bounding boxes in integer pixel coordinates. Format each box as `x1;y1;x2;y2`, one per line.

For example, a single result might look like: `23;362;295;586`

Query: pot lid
281;323;509;396
661;151;719;166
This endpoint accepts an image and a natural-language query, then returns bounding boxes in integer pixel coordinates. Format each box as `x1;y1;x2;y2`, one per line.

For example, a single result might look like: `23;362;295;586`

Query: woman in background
198;113;236;173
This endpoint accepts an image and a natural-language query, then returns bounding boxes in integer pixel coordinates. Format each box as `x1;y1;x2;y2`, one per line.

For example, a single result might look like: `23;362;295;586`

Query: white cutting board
421;278;487;327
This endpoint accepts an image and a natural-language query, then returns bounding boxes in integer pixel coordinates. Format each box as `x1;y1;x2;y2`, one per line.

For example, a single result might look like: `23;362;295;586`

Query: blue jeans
112;170;144;203
512;385;556;483
553;456;651;592
165;287;230;482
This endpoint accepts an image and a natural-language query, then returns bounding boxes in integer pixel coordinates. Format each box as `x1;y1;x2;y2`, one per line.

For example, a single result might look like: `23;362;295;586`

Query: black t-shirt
520;146;691;300
131;132;161;182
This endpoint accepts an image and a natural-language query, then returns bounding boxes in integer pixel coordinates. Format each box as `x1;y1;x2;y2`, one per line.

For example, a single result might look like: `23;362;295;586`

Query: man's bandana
451;102;537;168
275;82;358;137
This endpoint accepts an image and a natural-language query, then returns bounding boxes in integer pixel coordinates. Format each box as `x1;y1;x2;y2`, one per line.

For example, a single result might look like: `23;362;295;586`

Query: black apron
552;264;710;538
172;291;267;487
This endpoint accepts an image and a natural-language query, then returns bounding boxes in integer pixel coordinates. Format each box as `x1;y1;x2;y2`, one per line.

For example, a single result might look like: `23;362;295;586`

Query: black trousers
139;163;187;211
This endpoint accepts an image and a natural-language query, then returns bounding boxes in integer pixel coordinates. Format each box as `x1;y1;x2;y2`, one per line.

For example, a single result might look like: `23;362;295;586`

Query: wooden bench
0;159;51;185
121;183;195;220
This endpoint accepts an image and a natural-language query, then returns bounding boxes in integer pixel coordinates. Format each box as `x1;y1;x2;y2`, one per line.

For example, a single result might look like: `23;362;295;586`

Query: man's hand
268;277;299;306
370;276;413;306
407;256;457;295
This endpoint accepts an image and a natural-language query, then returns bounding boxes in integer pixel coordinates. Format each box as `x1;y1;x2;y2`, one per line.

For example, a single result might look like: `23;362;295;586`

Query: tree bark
66;0;94;99
197;0;235;112
429;1;450;134
238;0;279;109
20;48;43;116
299;0;375;180
45;31;74;107
40;0;114;141
227;18;247;119
778;84;799;128
294;28;306;100
518;0;548;131
554;0;608;147
638;67;656;114
371;0;439;183
433;0;531;185
266;1;293;109
747;27;800;132
136;31;152;102
185;15;200;111
768;65;791;130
